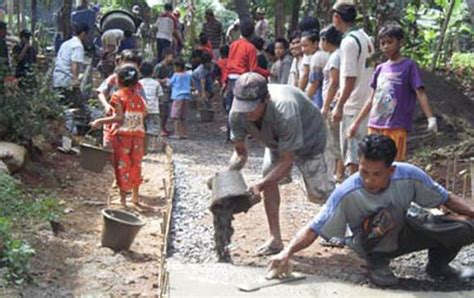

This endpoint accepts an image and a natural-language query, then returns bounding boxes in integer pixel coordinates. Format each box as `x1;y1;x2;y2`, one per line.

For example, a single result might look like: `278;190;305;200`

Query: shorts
341;114;368;166
368;127;407;161
262;148;335;204
170;100;188;120
145;114;161;134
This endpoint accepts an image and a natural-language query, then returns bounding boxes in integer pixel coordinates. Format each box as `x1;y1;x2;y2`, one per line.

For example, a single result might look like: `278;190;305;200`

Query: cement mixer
99;10;142;34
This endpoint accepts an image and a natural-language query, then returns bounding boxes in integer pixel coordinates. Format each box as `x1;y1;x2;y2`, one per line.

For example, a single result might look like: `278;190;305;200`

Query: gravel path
167;109;268;263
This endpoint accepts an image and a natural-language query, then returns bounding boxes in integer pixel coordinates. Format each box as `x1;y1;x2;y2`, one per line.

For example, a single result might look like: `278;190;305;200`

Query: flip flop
319;238;345;248
255;244;283;256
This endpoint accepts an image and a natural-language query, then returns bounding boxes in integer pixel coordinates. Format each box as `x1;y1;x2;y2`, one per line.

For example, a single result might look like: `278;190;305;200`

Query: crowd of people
1;0;473;288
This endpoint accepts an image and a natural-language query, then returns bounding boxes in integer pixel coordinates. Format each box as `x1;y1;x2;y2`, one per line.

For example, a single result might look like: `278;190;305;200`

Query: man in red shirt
227;21;270;78
225;21;270;141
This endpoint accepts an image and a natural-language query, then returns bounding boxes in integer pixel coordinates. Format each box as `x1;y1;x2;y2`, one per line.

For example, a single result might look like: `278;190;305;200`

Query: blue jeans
156;38;172;63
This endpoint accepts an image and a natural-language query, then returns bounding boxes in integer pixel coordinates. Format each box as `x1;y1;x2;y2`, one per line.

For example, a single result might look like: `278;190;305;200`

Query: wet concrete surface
169;260;473;298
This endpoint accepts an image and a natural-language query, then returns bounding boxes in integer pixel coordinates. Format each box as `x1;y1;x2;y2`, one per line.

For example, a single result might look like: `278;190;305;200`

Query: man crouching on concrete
269;134;474;286
228;72;335;256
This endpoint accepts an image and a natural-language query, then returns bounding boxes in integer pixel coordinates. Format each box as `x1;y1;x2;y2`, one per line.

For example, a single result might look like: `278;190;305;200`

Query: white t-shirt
139;77;164;114
52;36;84;88
322;49;341;101
339;29;374;115
309;50;330;78
155;15;174;42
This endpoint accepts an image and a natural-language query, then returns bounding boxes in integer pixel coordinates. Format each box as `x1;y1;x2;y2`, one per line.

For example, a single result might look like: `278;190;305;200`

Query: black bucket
80;143;112;173
101;209;145;251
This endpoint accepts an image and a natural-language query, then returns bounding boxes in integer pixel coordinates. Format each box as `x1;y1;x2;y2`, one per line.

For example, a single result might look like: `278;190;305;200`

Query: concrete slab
168;261;473;298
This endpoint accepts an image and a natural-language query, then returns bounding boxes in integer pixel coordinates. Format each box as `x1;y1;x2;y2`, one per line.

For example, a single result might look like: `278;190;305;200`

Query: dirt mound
421;69;474;127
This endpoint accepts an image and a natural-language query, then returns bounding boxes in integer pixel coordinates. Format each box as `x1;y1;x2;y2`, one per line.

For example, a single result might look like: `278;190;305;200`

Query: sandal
255;243;283;256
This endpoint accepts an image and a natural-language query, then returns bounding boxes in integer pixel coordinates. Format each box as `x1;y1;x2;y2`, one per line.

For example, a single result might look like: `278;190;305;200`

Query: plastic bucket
199;109;215;122
101;209;145;251
80;143;112;173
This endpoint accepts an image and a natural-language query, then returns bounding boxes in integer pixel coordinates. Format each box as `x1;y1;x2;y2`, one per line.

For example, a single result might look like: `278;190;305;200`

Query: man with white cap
228;72;335;255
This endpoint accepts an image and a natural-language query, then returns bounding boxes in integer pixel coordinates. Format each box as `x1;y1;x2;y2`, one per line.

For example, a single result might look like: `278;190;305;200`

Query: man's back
227;38;254;75
155;14;175;41
203;19;222;49
53;36;84;87
230;84;326;157
339;28;374;115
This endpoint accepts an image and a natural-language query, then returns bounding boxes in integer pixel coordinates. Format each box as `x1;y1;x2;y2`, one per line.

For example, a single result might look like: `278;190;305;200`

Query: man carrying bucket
228;72;335;256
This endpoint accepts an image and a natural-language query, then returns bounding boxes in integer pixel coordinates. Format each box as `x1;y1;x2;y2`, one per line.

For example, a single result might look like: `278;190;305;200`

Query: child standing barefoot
91;65;147;206
168;57;192;139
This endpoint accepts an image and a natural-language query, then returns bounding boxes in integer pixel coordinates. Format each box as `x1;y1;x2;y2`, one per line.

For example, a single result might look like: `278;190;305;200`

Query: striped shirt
202;19;223;49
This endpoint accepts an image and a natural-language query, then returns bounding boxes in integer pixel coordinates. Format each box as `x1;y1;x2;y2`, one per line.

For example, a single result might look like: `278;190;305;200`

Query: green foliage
450;52;474;88
2;239;36;285
0;69;63;145
400;0;473;68
0;173;61;284
451;52;474;69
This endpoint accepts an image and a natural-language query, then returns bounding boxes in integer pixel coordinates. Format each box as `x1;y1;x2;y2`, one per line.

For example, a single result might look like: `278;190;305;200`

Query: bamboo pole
470;158;474;199
430;0;456;71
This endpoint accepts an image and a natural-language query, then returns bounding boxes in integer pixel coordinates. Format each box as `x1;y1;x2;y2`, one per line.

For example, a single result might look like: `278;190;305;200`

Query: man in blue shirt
269;134;474;286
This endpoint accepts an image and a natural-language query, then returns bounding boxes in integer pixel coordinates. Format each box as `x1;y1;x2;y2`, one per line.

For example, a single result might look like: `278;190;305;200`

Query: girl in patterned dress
91;65;148;206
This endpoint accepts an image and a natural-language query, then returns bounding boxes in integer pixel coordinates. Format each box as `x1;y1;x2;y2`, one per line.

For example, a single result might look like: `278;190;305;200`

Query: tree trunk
430;0;456;71
19;0;25;32
58;0;72;40
275;0;285;38
7;0;14;33
289;0;302;35
31;0;37;36
233;0;252;24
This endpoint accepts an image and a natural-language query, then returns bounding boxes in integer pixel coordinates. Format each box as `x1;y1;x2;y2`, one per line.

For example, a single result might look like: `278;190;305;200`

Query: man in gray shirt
269;134;474;286
229;72;335;255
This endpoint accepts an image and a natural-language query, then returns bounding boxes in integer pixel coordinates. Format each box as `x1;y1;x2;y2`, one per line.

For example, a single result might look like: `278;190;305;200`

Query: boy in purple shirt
348;23;437;160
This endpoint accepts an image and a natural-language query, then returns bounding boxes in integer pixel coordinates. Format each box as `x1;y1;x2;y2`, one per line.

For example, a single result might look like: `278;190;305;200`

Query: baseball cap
231;72;268;113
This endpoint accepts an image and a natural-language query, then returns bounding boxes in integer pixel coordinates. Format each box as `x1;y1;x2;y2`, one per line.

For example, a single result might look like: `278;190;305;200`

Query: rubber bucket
80;143;112;173
199;109;215;122
101;209;145;251
209;170;260;214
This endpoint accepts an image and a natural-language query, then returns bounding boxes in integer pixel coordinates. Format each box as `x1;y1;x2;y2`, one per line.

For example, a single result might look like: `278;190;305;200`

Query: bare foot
120;191;127;207
131;188;139;205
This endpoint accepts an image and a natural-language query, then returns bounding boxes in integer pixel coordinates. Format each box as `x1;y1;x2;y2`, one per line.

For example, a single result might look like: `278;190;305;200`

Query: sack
361;208;395;251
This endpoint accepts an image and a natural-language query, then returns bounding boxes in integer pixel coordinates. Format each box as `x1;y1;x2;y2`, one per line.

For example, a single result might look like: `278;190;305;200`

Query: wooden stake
462;174;468;200
452;157;457;194
445;158;451;192
470;158;474;200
